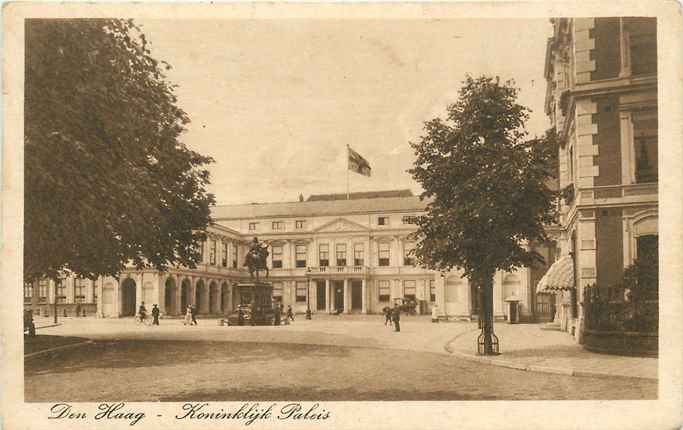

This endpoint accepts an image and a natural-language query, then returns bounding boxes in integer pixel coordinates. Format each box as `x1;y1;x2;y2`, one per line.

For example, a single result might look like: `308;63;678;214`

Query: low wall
583;329;658;357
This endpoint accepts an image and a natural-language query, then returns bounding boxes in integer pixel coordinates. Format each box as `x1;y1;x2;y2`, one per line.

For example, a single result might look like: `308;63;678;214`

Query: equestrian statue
243;237;269;280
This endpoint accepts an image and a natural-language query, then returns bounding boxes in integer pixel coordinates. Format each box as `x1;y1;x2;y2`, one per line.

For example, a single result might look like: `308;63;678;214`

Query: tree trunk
53;279;59;324
481;274;496;355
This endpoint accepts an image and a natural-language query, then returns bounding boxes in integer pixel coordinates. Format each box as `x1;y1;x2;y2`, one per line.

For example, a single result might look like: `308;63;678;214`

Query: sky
138;19;553;205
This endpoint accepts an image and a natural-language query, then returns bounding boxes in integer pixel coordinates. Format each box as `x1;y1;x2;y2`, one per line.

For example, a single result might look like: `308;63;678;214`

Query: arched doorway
164;277;177;315
180;278;191;314
195;280;206;314
209;281;219;313
221;282;230;313
121;278;136;317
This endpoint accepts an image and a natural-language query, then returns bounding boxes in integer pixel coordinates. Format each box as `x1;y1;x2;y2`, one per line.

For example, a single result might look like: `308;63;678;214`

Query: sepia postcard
2;1;682;430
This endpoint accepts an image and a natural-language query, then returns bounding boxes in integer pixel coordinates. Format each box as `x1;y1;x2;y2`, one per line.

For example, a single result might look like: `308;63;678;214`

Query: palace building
26;190;545;322
542;17;658;343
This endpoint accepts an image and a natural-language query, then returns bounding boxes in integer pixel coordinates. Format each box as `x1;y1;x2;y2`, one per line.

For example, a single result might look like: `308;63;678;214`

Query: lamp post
305;280;312;320
53;278;59;324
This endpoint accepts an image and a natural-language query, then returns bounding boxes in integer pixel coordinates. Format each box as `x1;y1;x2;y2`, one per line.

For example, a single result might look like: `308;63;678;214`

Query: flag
348;145;371;177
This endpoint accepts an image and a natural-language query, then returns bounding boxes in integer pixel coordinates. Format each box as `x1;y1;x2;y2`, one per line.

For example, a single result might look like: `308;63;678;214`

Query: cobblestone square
25;317;656;401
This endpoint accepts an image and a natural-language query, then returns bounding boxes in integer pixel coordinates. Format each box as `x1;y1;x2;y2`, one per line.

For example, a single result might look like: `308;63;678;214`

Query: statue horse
244;247;269;280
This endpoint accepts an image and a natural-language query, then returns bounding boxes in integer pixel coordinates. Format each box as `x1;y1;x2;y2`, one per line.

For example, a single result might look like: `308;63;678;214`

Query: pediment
313;217;369;233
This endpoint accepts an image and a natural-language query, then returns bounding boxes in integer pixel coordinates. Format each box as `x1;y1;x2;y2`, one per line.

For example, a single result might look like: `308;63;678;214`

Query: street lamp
305;280;312;320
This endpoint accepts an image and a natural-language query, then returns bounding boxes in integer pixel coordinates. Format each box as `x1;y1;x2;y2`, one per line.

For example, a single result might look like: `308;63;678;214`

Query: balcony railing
307;266;368;275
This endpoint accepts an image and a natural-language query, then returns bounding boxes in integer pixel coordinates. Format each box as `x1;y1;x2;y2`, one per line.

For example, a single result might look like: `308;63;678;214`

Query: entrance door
333;281;344;312
121;279;136;317
316;281;326;311
351;281;362;311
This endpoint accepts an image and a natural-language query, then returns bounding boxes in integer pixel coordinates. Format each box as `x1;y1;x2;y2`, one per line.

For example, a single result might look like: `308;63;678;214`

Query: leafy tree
25;19;215;289
408;76;558;354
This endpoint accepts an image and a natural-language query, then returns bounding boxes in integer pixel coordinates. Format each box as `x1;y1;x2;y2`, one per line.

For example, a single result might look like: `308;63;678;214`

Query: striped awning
536;255;575;294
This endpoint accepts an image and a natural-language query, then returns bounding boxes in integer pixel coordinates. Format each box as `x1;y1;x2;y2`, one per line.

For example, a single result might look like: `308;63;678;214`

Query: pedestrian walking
238;307;245;326
392;304;401;332
431;304;439;323
151;304;160;325
138;302;147;323
273;302;281;326
183;306;192;326
383;306;392;326
286;305;295;321
190;304;198;325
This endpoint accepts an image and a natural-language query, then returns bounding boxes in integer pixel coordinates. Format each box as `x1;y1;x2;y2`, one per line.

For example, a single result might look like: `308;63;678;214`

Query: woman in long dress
183;306;193;326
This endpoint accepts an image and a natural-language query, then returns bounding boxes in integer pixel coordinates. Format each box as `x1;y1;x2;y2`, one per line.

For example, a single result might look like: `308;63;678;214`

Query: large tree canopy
408;76;558;353
25;19;215;282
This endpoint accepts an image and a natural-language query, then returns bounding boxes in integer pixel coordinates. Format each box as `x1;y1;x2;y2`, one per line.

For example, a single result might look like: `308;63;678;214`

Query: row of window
270;280;436;303
24;279;98;303
269;242;416;268
248;216;420;232
199;239;239;268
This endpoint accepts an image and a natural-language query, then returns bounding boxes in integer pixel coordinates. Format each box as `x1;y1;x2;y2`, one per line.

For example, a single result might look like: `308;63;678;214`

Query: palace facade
542;17;658;342
27;190;543;322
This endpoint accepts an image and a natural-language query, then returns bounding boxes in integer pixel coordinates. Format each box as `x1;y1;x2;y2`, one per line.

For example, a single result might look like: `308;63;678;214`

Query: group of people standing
183;304;198;326
137;302;161;325
382;304;402;332
273;303;295;326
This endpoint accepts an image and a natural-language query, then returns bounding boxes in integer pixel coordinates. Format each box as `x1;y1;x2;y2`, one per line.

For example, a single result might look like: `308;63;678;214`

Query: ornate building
542;17;658;342
27;190;541;321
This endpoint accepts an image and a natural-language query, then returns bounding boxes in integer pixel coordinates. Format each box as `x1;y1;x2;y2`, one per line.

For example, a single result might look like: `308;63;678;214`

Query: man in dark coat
151;304;160;325
190;304;198;325
286;305;295;321
383;306;392;326
392;304;401;332
273;302;281;326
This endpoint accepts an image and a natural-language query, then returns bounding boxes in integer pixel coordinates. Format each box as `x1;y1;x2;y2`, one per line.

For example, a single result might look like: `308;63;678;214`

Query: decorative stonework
573;18;596;84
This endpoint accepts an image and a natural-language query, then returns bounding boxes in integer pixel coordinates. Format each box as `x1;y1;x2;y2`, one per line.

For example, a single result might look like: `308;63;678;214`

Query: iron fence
583;284;658;333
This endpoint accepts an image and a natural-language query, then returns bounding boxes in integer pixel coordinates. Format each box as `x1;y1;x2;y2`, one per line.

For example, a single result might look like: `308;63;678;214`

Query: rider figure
245;237;269;279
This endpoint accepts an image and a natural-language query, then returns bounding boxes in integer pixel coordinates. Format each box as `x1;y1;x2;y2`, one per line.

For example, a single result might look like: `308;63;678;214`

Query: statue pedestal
233;281;275;326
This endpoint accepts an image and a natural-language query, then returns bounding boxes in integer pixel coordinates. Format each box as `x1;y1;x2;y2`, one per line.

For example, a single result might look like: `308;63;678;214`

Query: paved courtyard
24;316;657;401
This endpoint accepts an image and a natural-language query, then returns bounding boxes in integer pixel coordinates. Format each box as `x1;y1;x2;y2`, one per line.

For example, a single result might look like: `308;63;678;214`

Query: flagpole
346;145;350;200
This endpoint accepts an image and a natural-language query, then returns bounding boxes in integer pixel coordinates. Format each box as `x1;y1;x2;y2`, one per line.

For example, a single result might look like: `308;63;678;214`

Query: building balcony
306;266;369;277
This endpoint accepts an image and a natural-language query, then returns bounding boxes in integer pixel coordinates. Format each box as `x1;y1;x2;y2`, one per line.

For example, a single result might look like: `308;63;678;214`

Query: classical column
155;273;164;314
189;276;196;308
114;277;121;317
343;279;350;313
436;274;446;317
97;277;104;318
135;273;143;310
308;279;316;312
329;280;336;313
175;274;182;315
86;279;94;303
325;279;331;313
361;278;368;314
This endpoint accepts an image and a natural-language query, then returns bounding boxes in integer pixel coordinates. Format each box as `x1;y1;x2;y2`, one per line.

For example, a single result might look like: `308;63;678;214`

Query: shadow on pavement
24;340;352;375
